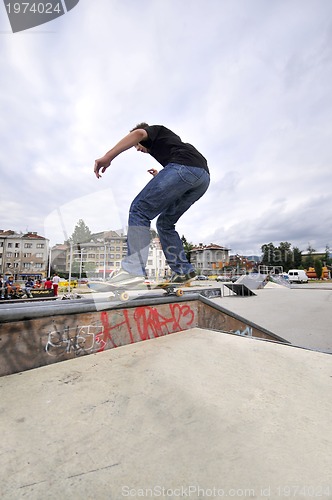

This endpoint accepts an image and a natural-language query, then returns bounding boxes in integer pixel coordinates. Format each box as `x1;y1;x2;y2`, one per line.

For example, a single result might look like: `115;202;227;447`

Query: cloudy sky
1;0;332;256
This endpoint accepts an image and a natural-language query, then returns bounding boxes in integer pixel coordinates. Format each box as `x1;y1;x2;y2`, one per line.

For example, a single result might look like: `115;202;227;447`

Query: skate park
0;280;331;499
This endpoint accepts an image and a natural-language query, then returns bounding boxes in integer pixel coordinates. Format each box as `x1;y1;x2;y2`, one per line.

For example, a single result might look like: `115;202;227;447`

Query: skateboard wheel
175;288;184;297
120;291;129;301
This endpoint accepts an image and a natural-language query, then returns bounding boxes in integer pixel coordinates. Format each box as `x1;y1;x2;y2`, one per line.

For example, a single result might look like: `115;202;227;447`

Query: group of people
0;273;61;299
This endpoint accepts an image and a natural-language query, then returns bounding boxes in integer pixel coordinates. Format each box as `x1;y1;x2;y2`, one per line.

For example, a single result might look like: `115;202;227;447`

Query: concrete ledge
0;295;287;376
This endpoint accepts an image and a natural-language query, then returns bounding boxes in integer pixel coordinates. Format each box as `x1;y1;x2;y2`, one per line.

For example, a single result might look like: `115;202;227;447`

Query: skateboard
88;280;186;301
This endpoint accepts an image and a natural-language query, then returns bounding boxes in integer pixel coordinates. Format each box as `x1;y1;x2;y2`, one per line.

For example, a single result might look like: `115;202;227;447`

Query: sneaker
170;270;196;284
106;268;145;288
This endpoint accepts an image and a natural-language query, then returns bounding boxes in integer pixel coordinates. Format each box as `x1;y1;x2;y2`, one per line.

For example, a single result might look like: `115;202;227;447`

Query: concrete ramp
0;328;331;499
234;273;267;290
0;294;287;376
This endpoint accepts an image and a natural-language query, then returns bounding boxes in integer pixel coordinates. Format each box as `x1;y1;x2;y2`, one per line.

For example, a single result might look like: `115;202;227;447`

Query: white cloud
1;0;332;256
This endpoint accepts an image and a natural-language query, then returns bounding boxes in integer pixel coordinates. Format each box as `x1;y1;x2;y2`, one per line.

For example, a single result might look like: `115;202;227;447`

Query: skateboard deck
88;280;187;301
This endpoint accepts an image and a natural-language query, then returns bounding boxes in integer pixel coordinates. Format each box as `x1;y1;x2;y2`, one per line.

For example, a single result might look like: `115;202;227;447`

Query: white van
287;269;308;283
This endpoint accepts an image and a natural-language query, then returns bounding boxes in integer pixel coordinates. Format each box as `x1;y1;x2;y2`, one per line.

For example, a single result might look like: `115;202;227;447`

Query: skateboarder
94;123;210;287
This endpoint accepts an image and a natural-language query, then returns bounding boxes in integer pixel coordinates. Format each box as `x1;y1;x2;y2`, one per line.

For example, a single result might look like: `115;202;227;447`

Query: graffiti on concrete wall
233;325;253;337
45;303;195;358
45;324;100;356
95;303;195;352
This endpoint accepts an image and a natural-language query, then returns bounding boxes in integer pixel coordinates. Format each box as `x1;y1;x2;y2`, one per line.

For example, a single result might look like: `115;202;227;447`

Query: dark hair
130;122;149;132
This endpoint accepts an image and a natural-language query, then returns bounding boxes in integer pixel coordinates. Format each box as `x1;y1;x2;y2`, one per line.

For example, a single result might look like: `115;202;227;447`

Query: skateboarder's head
130;122;149;132
130;122;150;153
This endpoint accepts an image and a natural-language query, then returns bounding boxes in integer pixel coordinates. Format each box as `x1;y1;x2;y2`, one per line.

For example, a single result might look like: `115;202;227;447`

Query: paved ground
1;328;331;500
213;282;332;353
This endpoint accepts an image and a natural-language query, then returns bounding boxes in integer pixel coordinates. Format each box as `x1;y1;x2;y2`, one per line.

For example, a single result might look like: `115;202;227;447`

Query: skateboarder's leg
113;164;209;285
156;173;209;276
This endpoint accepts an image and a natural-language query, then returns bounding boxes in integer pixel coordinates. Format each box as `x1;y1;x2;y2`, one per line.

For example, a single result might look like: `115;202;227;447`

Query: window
36;244;44;248
15;243;20;248
6;252;12;257
23;253;32;258
24;243;32;248
8;243;13;248
36;253;43;258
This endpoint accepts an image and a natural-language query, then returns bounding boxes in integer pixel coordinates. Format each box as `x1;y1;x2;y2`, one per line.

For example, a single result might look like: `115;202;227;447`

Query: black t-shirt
140;125;209;173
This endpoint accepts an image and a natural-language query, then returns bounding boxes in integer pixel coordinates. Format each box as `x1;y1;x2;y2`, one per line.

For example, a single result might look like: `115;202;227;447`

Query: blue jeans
122;163;210;276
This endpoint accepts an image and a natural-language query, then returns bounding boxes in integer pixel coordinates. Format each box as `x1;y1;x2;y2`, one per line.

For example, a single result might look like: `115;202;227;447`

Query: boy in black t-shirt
94;123;210;287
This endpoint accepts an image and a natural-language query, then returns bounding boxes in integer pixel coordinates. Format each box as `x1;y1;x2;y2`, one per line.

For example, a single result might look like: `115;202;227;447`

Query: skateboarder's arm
94;129;148;178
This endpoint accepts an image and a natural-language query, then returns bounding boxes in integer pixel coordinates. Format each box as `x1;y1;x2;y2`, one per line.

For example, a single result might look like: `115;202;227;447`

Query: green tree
323;245;331;266
304;244;316;269
276;242;292;270
314;259;323;280
181;235;194;262
69;220;92;278
261;242;276;266
69;219;92;244
292;247;302;269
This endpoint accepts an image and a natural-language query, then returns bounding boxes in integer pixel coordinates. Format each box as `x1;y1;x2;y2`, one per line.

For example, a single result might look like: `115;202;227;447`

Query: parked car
216;275;230;282
196;275;209;281
231;275;242;282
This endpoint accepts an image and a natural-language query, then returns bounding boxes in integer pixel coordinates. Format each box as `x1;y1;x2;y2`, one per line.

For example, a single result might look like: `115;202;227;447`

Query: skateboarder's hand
148;168;158;177
94;156;111;178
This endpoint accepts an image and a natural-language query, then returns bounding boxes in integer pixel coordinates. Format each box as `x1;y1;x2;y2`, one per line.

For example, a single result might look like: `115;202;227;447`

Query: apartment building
50;230;128;278
0;230;49;279
190;243;230;275
146;237;169;280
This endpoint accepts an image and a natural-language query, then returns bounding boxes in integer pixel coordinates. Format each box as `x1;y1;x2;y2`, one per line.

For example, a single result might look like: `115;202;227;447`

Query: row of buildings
52;233;235;279
0;229;236;280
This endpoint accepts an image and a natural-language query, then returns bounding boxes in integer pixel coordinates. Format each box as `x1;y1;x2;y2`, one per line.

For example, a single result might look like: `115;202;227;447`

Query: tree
304;244;316;269
314;259;323;280
181;235;194;262
69;220;92;278
261;242;278;267
292;247;302;269
69;219;92;244
277;242;292;271
323;245;331;266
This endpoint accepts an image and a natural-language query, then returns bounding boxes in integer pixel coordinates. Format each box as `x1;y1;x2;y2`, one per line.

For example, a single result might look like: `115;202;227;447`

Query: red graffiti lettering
134;304;195;341
95;304;195;351
95;310;134;352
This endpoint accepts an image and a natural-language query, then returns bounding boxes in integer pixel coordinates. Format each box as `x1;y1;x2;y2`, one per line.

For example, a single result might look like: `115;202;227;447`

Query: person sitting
24;278;35;298
5;276;17;299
